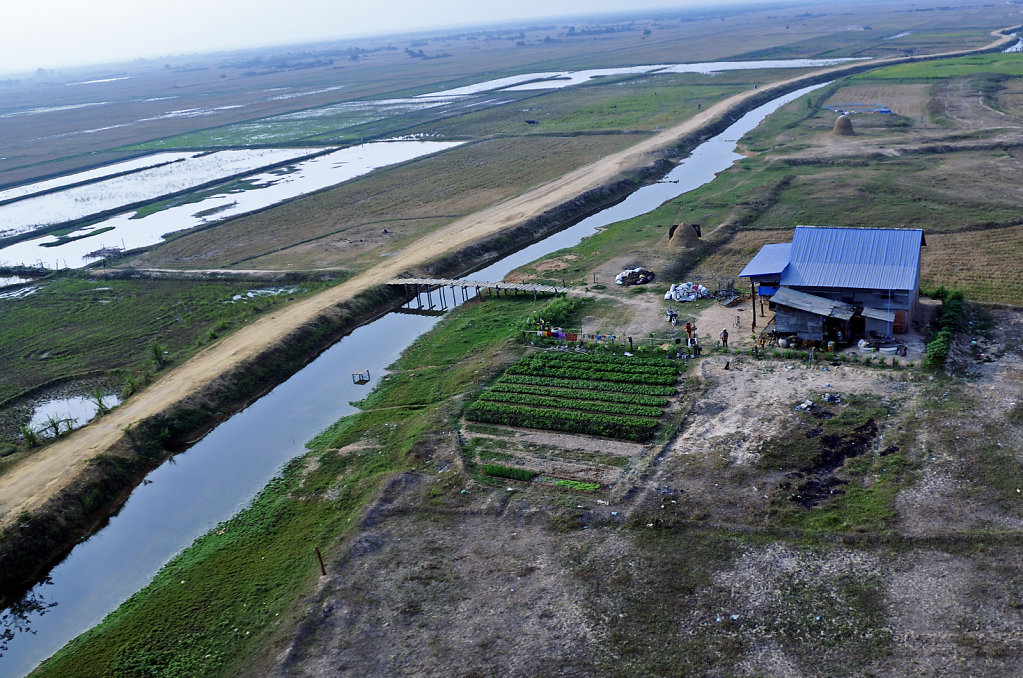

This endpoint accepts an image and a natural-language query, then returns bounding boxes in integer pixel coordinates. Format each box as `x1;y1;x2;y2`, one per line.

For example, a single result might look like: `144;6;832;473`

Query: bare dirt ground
824;82;932;119
275;305;1023;677
785;74;1023;163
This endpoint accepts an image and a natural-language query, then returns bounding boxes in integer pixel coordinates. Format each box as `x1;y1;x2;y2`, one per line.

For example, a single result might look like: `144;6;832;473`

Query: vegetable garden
466;351;681;442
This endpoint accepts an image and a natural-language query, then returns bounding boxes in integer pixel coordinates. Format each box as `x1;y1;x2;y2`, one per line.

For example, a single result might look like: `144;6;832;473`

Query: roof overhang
772;286;855;321
862;306;896;322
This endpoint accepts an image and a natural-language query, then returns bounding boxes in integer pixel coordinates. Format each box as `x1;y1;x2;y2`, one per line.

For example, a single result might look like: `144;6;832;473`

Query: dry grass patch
994;77;1023;118
922;224;1023;304
688;229;790;280
823;83;931;122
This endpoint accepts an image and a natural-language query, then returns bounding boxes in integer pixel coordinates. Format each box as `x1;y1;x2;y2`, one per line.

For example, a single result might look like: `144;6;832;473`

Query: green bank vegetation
33;293;552;676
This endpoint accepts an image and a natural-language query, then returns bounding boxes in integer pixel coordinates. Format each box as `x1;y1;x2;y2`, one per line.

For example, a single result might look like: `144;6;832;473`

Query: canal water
0;81;826;677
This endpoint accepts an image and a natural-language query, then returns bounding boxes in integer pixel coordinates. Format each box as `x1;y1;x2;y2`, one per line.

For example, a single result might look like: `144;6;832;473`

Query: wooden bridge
389;277;568;311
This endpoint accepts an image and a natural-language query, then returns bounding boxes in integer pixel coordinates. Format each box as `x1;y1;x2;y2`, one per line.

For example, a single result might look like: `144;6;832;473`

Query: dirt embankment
0;28;1016;602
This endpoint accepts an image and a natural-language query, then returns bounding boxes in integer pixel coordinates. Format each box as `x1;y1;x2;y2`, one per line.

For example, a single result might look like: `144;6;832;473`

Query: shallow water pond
27;395;121;437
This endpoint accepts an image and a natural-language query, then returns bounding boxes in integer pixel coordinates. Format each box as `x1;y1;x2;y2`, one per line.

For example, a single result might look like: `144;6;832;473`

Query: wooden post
315;547;326;576
751;281;757;329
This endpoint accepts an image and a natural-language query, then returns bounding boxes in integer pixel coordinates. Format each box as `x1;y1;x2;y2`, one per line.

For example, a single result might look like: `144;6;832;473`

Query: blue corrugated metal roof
780;226;923;290
739;243;791;278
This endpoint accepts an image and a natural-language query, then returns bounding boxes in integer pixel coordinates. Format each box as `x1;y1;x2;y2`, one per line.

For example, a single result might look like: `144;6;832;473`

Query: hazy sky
1;0;778;74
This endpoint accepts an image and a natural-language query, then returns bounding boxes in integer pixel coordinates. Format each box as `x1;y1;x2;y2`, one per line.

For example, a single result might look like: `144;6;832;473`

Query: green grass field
0;277;330;410
853;53;1023;81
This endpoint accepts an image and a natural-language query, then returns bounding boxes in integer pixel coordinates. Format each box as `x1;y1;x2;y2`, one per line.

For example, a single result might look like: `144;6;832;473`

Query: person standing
720;329;729;347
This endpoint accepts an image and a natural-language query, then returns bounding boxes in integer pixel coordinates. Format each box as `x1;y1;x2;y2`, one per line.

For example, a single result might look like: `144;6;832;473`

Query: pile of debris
615;267;655;286
663;281;711;302
796;392;842;410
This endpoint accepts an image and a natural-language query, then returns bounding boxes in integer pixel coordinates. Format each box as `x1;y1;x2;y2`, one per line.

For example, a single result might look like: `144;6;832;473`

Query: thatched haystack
833;114;855;136
667;222;701;248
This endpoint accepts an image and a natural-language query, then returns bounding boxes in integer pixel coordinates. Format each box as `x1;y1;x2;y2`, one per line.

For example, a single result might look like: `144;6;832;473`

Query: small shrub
19;425;38;447
149;342;167;369
121;371;142;398
90;388;110;415
925;328;952;366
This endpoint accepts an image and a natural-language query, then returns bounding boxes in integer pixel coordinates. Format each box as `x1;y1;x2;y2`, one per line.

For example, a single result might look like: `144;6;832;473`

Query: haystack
667;222;702;248
833;114;855;136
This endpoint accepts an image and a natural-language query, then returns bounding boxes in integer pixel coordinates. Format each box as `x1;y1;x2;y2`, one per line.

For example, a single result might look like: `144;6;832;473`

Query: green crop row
488;382;669;407
498;374;676;396
507;363;678;386
531;351;677;369
478;390;664;418
528;352;679;377
465;401;659;441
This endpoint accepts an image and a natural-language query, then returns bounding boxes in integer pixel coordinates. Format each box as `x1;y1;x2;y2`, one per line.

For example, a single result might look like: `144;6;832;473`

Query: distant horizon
1;0;806;77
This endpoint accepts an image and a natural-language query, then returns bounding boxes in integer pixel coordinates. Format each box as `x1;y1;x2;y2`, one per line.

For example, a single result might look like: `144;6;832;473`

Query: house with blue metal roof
741;226;925;343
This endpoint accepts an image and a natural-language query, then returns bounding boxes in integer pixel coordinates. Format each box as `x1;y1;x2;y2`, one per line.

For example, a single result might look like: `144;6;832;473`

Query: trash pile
615;267;655;286
796;392;842;410
663;281;710;302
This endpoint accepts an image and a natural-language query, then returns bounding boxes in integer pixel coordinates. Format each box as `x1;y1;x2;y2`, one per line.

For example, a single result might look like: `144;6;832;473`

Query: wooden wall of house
775;306;825;341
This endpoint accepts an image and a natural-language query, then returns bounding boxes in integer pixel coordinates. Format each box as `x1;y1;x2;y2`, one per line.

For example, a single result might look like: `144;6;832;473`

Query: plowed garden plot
465;350;682;442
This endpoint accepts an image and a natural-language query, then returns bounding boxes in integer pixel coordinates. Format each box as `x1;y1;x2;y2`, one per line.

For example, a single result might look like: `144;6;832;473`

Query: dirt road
0;30;1013;528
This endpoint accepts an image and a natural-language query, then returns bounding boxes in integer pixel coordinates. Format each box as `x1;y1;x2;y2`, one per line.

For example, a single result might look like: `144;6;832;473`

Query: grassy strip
477;390;664;418
853;52;1023;81
554;479;601;491
488;382;669;407
482;464;537;482
498;374;675;396
465;400;659;441
34;450;392;678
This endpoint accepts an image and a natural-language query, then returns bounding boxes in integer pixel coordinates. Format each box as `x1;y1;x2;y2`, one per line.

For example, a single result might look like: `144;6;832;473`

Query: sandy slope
0;30;1013;528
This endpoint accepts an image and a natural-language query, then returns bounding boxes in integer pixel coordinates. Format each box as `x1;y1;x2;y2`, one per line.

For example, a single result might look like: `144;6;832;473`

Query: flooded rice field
0;140;463;269
0;153;198;203
419;58;859;97
0;149;316;238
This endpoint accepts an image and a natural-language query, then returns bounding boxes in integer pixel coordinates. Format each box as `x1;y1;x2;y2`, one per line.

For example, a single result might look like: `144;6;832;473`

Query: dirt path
1;31;1015;528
